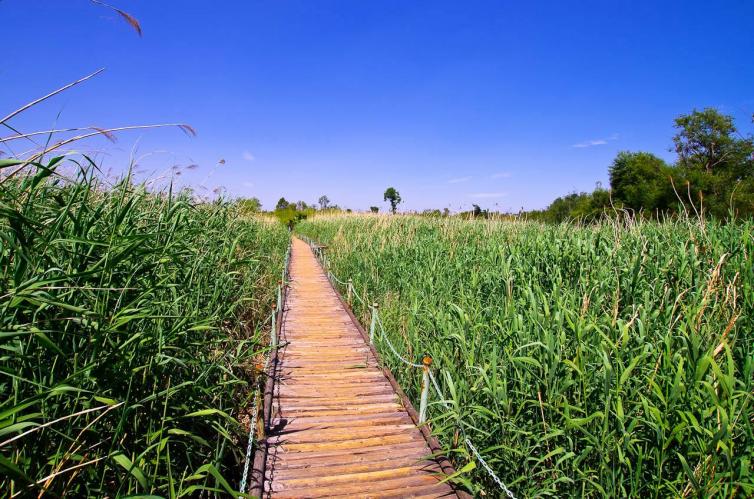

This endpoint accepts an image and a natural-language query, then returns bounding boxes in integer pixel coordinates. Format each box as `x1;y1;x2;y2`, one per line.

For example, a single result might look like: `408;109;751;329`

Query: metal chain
464;438;517;499
238;307;277;495
237;391;259;496
239;242;290;496
428;371;517;499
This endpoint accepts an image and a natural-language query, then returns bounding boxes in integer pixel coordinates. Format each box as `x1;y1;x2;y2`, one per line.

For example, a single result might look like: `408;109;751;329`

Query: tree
369;206;379;213
275;197;289;210
238;197;262;213
318;195;330;210
539;183;611;223
295;200;309;211
609;151;673;212
673;108;754;217
383;187;401;214
673;108;751;174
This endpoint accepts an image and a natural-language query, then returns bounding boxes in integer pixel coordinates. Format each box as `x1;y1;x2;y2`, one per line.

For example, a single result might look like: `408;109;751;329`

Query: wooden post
271;304;277;349
347;279;353;304
419;356;432;424
369;303;379;344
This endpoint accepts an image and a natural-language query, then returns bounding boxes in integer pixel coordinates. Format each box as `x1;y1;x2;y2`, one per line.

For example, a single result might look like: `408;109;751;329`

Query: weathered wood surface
261;238;458;498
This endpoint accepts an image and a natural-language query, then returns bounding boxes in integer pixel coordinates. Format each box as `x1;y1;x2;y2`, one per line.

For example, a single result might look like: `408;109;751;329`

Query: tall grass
298;215;753;497
1;158;288;496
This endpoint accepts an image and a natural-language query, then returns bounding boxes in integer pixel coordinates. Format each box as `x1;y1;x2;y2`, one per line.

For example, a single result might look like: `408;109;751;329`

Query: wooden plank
271;465;443;491
267;424;417;444
271;474;443;498
327;482;458;499
267;454;437;479
258;237;462;498
270;441;432;468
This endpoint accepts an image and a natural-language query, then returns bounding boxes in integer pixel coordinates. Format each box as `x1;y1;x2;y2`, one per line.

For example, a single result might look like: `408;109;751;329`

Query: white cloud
490;171;512;179
242;151;255;161
470;192;507;198
572;133;619;148
572;139;607;148
447;176;472;184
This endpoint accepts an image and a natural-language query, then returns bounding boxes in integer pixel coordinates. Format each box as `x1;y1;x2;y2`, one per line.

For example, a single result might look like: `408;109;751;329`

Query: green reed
298;214;753;498
0;158;288;497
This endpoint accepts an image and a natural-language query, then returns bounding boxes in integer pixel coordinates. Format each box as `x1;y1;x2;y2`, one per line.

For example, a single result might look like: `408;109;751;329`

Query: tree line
236;108;752;224
528;108;754;222
236;187;403;226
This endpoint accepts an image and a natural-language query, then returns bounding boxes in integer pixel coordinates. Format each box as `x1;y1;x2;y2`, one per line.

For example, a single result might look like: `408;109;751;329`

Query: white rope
329;273;348;286
375;314;424;368
351;288;366;305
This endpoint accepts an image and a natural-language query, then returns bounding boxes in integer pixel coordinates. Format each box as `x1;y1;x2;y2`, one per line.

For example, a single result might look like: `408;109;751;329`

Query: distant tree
370;206;379;213
318;195;330;210
275;197;289;210
443;207;450;217
472;204;482;217
295;200;309;211
346;208;352;213
540;183;611;223
238;197;262;213
673;108;754;217
673;108;751;174
422;209;442;217
383;187;402;214
609;151;673;212
525;108;754;222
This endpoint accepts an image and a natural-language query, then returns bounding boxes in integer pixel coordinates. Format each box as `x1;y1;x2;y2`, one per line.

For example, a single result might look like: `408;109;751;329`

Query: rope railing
375;314;423;368
238;242;291;497
300;235;517;499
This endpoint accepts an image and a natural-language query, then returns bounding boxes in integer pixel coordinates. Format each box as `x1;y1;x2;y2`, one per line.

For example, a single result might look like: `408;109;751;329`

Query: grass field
298;214;753;497
0;159;288;496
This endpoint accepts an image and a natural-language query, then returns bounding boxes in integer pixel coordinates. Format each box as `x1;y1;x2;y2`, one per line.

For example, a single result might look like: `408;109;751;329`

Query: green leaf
183;408;231;420
111;453;150;489
439;460;476;484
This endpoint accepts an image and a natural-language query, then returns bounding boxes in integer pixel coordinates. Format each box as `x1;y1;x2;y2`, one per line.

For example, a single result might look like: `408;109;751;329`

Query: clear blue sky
2;1;753;212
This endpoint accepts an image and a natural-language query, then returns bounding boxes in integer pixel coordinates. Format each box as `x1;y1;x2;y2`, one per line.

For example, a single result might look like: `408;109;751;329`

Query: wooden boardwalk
258;238;459;498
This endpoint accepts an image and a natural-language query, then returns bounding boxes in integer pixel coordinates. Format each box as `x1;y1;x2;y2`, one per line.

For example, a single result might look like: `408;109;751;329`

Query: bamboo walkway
259;238;459;498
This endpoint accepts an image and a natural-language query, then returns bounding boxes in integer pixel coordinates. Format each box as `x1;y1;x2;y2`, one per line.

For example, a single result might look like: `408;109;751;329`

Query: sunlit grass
298;214;753;497
0;158;288;496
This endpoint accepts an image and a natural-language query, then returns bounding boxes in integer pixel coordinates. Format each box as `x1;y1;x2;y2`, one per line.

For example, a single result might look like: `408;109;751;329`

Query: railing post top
422;355;433;367
272;303;277;311
372;302;379;309
348;278;353;283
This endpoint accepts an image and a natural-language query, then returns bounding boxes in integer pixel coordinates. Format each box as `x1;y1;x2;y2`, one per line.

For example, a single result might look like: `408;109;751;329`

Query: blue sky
2;1;753;212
